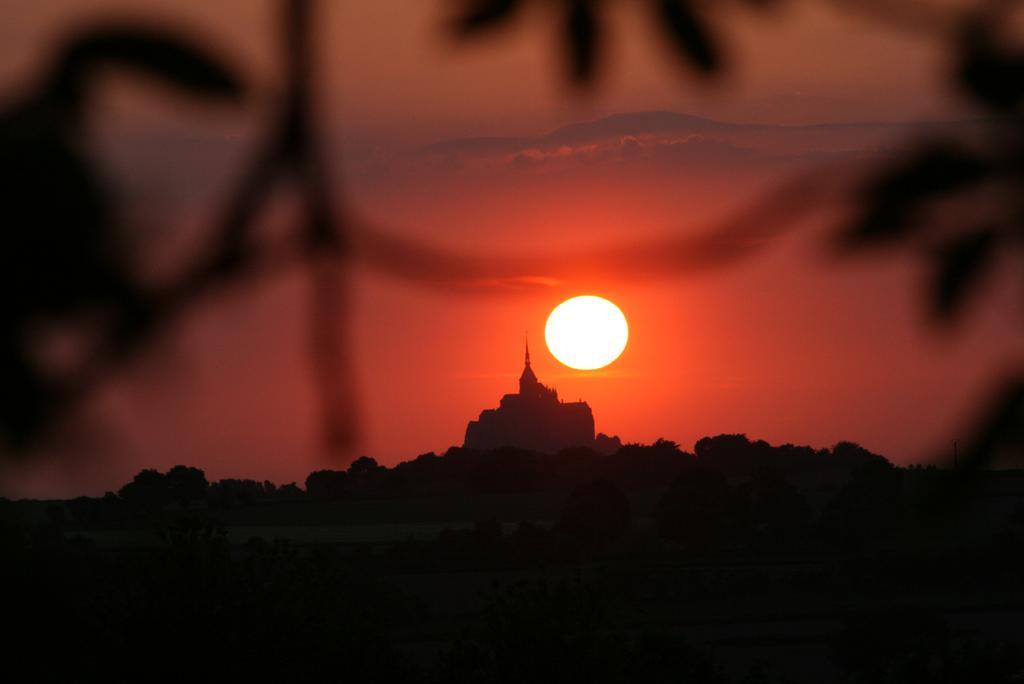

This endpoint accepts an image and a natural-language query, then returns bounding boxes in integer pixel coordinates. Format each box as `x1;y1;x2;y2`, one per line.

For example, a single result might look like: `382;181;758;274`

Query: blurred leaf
844;143;990;246
564;0;599;84
0;103;121;318
50;26;244;106
931;229;996;321
0;348;55;449
959;21;1024;111
451;0;522;35
655;0;719;74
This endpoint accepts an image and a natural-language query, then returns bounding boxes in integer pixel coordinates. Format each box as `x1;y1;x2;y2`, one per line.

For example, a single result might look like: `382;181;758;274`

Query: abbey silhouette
464;339;620;453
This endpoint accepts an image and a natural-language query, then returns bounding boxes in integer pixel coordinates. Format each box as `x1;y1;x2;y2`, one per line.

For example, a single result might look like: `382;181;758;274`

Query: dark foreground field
4;438;1024;683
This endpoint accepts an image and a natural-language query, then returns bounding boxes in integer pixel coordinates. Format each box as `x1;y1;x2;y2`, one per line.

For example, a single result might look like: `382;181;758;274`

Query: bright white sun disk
544;296;628;370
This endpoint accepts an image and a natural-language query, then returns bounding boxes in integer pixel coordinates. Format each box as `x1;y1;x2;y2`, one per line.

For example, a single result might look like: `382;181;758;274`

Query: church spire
525;332;531;367
519;333;539;395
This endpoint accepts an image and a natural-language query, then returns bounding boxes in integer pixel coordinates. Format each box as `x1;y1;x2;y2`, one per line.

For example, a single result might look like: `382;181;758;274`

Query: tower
463;336;597;453
519;333;540;395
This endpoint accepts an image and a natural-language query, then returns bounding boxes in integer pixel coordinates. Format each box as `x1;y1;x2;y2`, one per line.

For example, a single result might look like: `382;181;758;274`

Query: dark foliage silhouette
0;0;355;455
818;459;904;550
736;467;811;552
117;464;208;513
208;477;301;507
655;466;741;551
305;467;348;499
1;529;419;683
451;0;782;84
833;5;1024;472
3;434;1024;682
556;478;632;551
0;25;243;448
117;468;171;513
70;435;898;519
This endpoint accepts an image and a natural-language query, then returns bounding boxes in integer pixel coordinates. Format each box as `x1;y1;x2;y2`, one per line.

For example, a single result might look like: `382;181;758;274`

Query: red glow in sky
0;0;1020;497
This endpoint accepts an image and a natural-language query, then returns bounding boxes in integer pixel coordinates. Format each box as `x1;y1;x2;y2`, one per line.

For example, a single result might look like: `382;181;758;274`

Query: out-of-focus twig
352;164;850;291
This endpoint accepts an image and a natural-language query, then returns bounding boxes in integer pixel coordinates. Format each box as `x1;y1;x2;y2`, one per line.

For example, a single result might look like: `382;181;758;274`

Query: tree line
22;434;1022;558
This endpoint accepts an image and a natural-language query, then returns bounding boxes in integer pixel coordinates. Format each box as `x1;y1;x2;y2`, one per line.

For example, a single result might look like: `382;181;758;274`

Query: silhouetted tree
818;459;905;550
346;456;388;496
305;469;347;499
208;478;264;507
557;479;632;552
655;466;741;551
66;496;92;523
118;468;169;513
277;482;303;500
165;465;208;507
736;467;811;552
66;492;123;523
601;438;693;489
831;441;890;470
97;491;124;522
44;503;66;526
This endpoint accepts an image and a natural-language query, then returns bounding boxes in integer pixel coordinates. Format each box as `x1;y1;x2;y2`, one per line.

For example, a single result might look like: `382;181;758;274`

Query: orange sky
1;0;1021;497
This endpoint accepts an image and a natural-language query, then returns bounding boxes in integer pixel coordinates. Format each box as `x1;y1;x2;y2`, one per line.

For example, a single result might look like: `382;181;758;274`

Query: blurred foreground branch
0;0;1021;476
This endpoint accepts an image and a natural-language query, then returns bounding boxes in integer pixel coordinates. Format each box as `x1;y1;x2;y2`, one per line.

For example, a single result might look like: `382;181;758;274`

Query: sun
545;296;628;370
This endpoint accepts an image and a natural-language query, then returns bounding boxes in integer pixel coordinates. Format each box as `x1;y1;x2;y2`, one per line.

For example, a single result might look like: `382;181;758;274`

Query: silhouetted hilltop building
465;340;614;453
